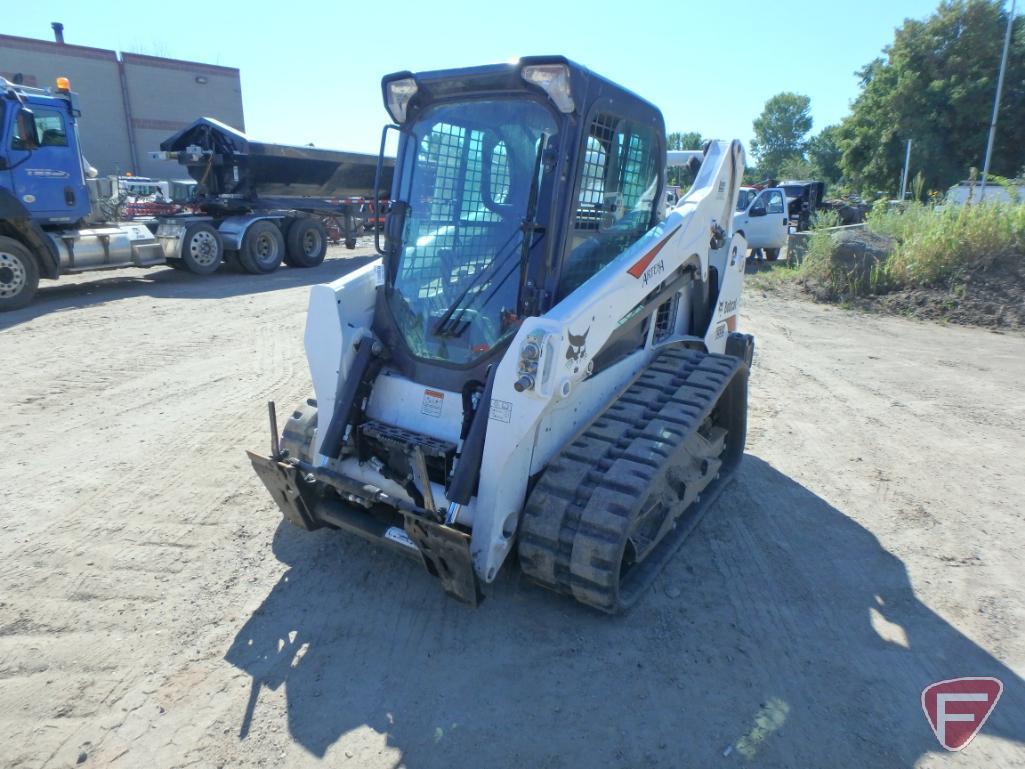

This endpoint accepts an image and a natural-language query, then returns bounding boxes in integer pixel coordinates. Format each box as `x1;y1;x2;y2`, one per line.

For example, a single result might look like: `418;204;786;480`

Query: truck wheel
0;236;40;312
765;248;780;261
239;221;285;274
222;250;245;272
284;218;327;268
179;223;223;275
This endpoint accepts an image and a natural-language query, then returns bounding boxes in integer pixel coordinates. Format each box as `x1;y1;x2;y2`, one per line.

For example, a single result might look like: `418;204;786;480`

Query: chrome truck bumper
246;450;482;606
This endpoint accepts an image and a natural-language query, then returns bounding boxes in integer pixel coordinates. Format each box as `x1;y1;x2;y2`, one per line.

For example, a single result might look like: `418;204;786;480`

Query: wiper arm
442;230;545;338
518;133;549;307
432;227;523;337
435;134;550;338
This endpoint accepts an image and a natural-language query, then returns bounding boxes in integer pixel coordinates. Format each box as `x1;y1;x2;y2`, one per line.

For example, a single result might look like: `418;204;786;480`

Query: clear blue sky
9;0;948;154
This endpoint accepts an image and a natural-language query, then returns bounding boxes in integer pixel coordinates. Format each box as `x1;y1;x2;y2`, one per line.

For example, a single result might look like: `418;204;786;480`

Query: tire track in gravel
1;253;369;769
3;263;1025;769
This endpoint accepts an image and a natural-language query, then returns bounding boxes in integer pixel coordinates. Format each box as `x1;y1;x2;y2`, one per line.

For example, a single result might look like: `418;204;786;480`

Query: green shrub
755;200;1025;300
810;209;842;230
874;202;1025;287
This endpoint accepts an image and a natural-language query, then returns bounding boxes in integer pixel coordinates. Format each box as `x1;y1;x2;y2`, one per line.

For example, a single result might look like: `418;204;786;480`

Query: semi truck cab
1;75;361;312
1;78;91;225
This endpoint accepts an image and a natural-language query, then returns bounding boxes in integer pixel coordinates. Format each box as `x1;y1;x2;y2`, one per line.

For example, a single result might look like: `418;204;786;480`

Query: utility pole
979;0;1017;202
899;139;912;201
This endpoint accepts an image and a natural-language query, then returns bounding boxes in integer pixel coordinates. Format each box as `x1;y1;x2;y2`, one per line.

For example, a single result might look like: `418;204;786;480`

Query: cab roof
382;55;663;130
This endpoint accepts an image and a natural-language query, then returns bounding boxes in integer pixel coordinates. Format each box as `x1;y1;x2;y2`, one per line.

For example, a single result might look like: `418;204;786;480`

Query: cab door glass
766;189;785;214
558;113;660;299
736;188;756;212
11;108;68;150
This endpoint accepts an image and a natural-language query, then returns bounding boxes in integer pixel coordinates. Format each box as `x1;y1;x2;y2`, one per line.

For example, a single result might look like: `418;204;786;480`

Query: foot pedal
404;517;482;606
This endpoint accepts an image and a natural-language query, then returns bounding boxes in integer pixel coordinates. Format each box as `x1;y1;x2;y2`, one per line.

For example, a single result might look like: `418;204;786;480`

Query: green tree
777;156;821;181
666;131;703;187
750;92;813;178
806;125;843;183
667;131;703;151
838;0;1025;194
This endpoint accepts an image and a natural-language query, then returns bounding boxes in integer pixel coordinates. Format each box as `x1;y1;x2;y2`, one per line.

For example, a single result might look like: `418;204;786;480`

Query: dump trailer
153;117;394;270
249;57;754;612
0;76;391;311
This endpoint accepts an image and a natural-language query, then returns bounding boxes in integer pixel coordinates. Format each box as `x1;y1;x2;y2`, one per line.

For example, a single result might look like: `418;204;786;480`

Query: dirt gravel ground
2;247;1024;768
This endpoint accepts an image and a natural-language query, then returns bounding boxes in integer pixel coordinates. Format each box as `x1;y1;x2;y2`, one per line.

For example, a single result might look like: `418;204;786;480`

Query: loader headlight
515;333;550;393
385;77;418;123
521;64;575;113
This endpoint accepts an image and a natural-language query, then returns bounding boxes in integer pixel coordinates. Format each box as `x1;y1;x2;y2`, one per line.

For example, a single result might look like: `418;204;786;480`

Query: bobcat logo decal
566;327;589;369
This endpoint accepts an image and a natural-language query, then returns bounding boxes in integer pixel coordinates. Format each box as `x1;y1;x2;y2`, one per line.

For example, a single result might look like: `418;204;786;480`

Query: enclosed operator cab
374;56;667;391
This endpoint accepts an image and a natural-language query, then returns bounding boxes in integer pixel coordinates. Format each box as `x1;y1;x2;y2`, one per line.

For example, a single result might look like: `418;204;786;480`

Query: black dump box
160;117;394;212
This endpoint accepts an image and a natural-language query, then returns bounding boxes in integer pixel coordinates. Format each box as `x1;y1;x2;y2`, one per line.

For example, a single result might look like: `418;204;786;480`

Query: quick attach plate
404;516;482;606
247;450;321;531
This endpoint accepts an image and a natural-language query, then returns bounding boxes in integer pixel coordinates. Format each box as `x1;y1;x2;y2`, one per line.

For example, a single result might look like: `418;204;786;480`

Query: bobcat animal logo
566;328;589;362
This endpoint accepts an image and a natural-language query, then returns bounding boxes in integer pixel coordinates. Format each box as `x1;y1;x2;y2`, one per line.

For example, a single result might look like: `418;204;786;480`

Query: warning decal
489;399;513;423
421;389;444;418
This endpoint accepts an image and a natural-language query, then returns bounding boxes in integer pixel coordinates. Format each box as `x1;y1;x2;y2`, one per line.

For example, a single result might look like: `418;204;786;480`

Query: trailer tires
284;218;327;268
239;221;285;274
0;236;40;311
179;223;224;275
222;250;245;272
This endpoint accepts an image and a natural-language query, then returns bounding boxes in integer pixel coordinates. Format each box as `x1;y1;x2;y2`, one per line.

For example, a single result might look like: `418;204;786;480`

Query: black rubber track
518;347;748;613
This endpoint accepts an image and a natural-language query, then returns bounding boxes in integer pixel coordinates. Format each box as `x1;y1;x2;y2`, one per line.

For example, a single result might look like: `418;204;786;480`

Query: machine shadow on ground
225;456;1024;768
0;252;377;332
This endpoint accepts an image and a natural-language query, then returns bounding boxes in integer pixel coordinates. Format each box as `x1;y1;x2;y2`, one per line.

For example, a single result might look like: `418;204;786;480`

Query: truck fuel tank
47;224;165;272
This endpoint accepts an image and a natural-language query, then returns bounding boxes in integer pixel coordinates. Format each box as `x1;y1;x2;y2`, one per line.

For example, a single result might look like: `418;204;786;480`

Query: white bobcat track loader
248;56;754;612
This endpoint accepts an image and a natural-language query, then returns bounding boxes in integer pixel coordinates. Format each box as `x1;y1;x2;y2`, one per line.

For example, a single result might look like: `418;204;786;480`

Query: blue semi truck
0;75;388;311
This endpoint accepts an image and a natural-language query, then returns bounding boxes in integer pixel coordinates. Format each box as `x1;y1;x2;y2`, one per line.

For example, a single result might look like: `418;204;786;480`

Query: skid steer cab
249;56;754;612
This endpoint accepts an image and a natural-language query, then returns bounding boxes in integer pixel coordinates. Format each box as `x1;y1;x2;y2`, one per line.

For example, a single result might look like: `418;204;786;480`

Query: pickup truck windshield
388;99;557;365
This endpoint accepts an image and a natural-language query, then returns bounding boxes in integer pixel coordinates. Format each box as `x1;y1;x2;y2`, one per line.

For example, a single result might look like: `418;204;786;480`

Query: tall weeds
875;202;1025;287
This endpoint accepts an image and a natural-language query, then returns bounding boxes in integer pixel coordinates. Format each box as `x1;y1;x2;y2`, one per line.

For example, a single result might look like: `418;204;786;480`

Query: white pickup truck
733;185;789;260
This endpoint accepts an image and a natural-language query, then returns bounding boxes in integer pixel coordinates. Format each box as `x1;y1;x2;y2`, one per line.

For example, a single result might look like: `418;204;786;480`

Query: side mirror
749;205;767;217
14;107;38;150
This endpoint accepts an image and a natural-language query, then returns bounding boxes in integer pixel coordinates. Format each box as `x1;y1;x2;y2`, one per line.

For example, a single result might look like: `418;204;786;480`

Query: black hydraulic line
319;337;376;460
446;364;498;505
